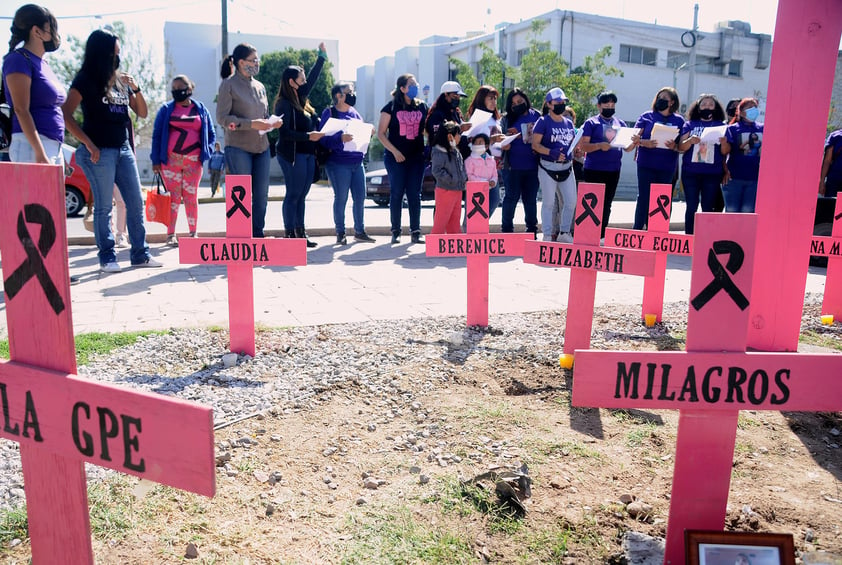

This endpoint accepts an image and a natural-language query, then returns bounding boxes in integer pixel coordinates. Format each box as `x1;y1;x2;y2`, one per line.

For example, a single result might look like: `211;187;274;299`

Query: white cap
440;81;467;97
545;87;568;103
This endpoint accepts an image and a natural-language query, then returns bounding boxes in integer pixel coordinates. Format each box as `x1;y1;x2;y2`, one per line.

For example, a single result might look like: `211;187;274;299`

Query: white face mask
471;146;486;156
449;139;458;148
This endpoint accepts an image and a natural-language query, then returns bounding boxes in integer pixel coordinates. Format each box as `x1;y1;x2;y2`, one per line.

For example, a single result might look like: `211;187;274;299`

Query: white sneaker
557;232;574;243
166;234;179;247
115;234;129;248
542;234;553;242
132;257;163;268
100;262;122;273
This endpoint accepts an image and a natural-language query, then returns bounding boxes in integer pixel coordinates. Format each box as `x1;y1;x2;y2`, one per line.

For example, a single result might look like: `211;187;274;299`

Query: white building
355;9;773;189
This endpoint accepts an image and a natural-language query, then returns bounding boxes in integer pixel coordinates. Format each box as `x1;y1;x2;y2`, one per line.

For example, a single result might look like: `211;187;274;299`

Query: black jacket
275;55;326;164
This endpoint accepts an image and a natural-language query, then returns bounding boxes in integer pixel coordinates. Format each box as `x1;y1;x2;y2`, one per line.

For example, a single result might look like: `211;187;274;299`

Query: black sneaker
411;231;424;244
70;275;81;285
391;233;401;244
336;234;347;245
354;232;375;243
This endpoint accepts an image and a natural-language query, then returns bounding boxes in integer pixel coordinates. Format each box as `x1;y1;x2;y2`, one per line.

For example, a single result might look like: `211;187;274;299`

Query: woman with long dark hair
2;4;63;165
62;28;160;272
376;73;428;244
499;87;540;234
465;84;503;216
216;43;283;238
273;42;327;247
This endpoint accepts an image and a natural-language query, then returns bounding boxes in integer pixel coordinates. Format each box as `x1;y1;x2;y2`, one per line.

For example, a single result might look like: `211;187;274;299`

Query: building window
516;48;529;66
667;51;689;69
728;60;743;77
620;44;657;66
696;55;725;75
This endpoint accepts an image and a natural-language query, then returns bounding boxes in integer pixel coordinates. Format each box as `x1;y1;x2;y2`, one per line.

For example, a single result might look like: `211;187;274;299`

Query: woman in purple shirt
499;88;540;234
2;4;63;165
677;94;727;234
720;97;764;213
631;87;685;229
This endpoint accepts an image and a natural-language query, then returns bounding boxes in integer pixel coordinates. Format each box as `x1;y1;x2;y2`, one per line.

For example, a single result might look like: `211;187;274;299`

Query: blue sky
1;0;780;80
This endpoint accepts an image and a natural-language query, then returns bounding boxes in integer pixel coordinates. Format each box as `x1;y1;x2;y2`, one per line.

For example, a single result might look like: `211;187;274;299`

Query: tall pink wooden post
819;198;842;319
179;175;307;356
640;184;672;323
748;0;842;351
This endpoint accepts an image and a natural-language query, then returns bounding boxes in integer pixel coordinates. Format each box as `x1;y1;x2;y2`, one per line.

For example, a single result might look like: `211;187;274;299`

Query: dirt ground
3;304;842;564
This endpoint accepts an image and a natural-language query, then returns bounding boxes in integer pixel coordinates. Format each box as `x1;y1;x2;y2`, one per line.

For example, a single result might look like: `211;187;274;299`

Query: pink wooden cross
0;163;215;563
522;183;657;357
604;184;694;323
425;181;533;326
179;175;306;356
810;197;842;319
572;213;842;563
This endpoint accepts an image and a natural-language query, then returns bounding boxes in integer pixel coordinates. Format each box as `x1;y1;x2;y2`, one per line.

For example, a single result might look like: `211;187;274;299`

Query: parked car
365;165;436;207
61;144;92;217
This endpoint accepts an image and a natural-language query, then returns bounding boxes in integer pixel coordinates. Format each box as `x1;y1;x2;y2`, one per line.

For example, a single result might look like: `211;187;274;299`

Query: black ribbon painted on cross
690;240;750;311
3;204;65;315
467;191;488;219
226;185;251;219
575;192;600;226
835;210;842;222
648;194;671;220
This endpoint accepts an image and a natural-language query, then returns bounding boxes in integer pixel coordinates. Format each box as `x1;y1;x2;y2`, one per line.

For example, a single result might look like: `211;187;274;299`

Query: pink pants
431;188;463;234
161;153;201;235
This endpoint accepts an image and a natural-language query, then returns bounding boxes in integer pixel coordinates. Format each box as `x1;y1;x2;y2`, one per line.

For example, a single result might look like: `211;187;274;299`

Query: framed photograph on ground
685;530;796;565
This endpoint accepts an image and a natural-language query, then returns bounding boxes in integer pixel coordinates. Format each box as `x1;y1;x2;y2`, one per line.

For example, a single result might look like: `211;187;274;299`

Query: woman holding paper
465;85;504;217
677;94;727;234
216;43;283;238
531;87;576;243
274;43;328;247
631;87;685;230
318;82;375;245
579;91;633;239
499;88;540;235
720;98;764;213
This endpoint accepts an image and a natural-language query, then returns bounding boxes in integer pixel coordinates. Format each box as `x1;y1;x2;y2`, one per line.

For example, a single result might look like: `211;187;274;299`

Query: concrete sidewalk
1;199;830;338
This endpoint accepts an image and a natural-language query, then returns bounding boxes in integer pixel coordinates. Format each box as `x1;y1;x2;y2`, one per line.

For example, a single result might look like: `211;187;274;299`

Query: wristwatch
132;87;142;94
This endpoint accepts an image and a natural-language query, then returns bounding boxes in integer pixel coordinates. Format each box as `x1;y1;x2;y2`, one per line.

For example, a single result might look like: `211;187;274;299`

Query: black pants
582;168;621;238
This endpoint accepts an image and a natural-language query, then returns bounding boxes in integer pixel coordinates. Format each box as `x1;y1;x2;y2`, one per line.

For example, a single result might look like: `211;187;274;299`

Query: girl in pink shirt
464;133;498;188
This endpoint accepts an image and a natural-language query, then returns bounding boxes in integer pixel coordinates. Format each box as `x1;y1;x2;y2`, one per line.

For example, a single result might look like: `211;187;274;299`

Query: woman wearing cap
377;73;428;244
579;91;633;239
531;87;576;242
720;97;763;213
630;86;685;230
426;81;468;144
499;88;540;235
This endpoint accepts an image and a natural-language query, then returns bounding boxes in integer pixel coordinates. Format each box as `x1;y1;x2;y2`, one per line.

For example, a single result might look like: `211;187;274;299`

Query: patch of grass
75;330;168;366
522;528;570;563
800;330;842;352
340;506;474;564
459;400;531;429
626;422;659;448
737;413;761;430
88;476;137;539
521;438;603;465
0;505;28;546
0;340;8;360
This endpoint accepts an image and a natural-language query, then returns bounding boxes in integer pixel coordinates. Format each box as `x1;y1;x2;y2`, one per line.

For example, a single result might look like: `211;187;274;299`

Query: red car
62;144;92;217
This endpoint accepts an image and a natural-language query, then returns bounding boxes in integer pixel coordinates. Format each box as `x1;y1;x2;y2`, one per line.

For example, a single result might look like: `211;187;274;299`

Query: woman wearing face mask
720;98;763;213
62;28;161;272
150;74;216;245
499;87;540;234
579;91;634;239
531;87;576;243
216;43;283;238
677;94;727;233
318;81;375;245
3;4;63;165
631;87;685;229
377;73;428;244
425;81;468;150
465;85;504;216
274;43;327;247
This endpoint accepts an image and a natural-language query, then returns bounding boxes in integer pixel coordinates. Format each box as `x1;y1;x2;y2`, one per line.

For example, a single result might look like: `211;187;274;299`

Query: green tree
514;20;569;112
450;58;479;115
563;46;623;126
450;45;515;114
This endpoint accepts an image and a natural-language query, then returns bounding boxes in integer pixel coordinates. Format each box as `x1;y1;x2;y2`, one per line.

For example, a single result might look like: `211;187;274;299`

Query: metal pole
687;3;699;102
221;0;228;61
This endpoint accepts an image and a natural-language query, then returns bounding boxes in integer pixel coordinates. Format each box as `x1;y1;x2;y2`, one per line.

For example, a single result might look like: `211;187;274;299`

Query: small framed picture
685;530;795;565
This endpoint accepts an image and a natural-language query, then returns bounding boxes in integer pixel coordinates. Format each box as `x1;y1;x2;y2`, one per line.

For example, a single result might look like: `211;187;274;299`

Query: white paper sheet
464;109;494;138
499;133;521;148
318;117;347;135
258;114;283;136
698;125;728;144
566;128;584;159
317;117;374;154
650;123;680;148
610;127;641;149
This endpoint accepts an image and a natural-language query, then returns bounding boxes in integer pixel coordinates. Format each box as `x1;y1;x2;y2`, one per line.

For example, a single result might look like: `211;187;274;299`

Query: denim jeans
326;161;366;235
634;166;675;229
384;151;424;234
583;168;621;238
681;171;722;234
722;178;758;213
9;133;63;165
500;168;539;233
75;143;150;266
278;153;315;232
225;146;270;237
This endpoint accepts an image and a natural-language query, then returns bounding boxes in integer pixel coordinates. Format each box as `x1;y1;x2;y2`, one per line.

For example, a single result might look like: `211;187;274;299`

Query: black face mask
699;108;714;120
344;93;356;107
510;102;527;117
600;108;616;119
552;103;566;115
655;98;670;112
113;55;120;71
172;89;191;103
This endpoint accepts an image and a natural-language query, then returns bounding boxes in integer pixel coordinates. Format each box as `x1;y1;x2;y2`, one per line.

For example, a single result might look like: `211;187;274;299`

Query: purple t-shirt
503;108;540;170
725;121;764;181
680;119;726;175
533;114;575;162
319;106;365;166
634;111;685;171
582;114;627;172
824;129;842;183
2;49;66;142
